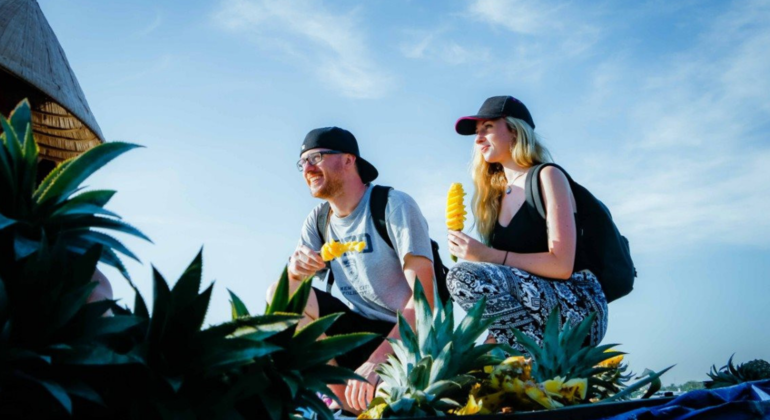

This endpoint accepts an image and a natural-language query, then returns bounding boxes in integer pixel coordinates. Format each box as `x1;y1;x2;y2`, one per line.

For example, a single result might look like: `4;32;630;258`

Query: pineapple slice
446;183;467;231
321;240;366;261
446;183;467;262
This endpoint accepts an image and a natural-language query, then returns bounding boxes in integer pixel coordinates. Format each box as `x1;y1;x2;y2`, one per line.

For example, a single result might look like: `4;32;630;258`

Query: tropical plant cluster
357;289;671;418
0;100;375;419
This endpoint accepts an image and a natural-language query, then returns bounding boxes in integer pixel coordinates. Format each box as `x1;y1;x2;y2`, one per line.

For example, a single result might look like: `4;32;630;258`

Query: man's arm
345;254;435;411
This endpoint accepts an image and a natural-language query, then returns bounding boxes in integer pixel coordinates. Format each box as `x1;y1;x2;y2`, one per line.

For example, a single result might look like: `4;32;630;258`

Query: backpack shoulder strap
316;202;332;242
315;202;335;292
525;163;572;219
370;185;394;249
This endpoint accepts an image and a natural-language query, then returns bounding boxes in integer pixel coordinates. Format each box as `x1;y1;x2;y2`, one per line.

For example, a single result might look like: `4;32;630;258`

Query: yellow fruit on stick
446;183;467;262
321;240;367;261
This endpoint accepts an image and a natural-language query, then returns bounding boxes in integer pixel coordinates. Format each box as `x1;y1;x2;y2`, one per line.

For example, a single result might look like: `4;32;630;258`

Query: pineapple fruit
453;307;673;414
446;183;467;262
321;240;366;261
705;355;770;389
359;279;510;418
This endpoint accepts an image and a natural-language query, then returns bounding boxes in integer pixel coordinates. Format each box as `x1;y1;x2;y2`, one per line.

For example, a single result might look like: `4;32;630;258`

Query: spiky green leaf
228;289;250;318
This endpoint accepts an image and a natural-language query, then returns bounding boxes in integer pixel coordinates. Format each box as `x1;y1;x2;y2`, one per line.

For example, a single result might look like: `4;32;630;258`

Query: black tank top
490;167;588;273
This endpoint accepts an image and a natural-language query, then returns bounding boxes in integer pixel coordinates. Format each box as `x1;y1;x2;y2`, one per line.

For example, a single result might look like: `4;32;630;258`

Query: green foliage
511;307;672;404
0;99;149;282
705;355;770;389
227;270;377;420
0;99;376;418
368;279;511;418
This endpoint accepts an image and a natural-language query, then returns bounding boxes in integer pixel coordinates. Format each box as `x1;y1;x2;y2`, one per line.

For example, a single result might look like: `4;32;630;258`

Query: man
269;126;435;414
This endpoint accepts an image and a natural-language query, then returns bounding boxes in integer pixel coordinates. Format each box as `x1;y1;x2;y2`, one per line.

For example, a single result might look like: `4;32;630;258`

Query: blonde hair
470;117;553;244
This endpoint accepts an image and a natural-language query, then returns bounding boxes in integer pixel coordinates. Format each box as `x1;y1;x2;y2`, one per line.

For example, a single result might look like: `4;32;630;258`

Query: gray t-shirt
298;185;433;323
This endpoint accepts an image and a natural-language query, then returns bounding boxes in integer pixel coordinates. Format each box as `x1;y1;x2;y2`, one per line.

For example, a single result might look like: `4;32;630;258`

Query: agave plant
0;99;150;417
0;99;149;282
705;355;770;389
228;267;378;420
360;280;511;418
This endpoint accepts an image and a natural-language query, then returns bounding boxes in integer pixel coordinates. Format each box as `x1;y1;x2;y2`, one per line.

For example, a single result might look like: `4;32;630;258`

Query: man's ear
345;154;357;168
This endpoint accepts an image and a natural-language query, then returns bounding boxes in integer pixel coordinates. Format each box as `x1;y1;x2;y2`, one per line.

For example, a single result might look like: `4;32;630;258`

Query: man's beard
309;172;343;199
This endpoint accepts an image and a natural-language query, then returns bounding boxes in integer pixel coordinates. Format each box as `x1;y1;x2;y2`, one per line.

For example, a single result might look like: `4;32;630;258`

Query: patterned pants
447;262;608;352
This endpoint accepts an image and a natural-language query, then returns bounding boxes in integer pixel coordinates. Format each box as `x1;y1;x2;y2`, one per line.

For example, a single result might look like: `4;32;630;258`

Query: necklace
505;171;527;195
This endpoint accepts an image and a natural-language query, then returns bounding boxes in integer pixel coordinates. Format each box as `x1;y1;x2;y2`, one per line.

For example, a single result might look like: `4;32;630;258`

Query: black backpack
525;164;636;303
316;185;452;304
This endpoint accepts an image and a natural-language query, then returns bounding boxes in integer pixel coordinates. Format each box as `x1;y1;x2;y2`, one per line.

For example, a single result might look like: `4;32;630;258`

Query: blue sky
36;0;770;384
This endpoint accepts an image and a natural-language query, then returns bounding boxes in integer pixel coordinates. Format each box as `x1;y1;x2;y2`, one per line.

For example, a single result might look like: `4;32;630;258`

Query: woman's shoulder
536;164;572;199
537;164;570;184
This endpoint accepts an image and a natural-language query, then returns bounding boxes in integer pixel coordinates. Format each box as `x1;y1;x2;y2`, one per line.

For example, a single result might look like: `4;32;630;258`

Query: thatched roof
0;0;104;162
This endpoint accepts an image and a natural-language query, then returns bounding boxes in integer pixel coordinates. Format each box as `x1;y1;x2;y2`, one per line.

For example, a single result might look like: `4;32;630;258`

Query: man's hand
345;361;379;413
288;245;326;281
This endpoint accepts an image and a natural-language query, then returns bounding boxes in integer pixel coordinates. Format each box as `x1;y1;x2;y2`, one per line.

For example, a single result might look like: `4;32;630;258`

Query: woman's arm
448;166;577;279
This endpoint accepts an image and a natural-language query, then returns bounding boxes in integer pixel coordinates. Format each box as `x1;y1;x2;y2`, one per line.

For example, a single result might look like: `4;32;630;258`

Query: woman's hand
448;230;498;263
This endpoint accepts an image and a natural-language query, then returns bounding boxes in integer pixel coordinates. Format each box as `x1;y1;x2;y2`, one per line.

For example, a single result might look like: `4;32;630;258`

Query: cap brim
356;157;378;184
455;114;504;135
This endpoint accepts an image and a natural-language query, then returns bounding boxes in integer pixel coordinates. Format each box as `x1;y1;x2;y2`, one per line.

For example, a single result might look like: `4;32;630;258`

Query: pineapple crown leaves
511;307;624;382
600;365;674;403
705;354;770;388
376;278;507;413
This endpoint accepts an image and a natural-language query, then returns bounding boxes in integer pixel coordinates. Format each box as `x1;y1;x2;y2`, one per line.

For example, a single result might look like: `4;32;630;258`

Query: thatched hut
0;0;104;166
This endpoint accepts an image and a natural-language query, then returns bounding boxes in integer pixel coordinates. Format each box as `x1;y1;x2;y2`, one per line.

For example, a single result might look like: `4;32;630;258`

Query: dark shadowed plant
0;99;378;419
0;99;149;417
229;268;377;420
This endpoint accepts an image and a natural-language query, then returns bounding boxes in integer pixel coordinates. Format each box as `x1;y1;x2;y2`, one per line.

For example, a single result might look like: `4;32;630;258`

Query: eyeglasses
297;151;342;171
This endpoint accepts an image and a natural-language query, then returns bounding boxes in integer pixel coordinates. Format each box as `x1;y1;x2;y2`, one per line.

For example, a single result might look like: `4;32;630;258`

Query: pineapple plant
359;279;512;418
592;350;635;400
705;355;770;389
446;183;467;262
510;307;672;404
453;308;673;415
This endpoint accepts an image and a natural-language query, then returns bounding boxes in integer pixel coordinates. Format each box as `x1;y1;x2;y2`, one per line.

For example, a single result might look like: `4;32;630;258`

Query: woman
447;95;607;350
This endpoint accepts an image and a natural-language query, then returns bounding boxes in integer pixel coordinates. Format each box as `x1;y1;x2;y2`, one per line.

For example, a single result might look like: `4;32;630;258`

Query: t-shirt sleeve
298;205;324;252
384;190;434;267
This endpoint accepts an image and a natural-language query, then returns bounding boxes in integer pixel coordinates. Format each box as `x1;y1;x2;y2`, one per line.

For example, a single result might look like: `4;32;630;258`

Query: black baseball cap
300;127;379;184
455;96;535;135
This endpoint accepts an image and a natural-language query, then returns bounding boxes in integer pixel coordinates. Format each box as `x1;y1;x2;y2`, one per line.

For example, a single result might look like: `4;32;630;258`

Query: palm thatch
0;0;104;163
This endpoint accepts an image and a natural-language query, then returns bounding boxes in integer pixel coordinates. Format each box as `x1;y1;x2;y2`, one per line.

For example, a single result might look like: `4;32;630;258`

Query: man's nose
302;161;318;173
